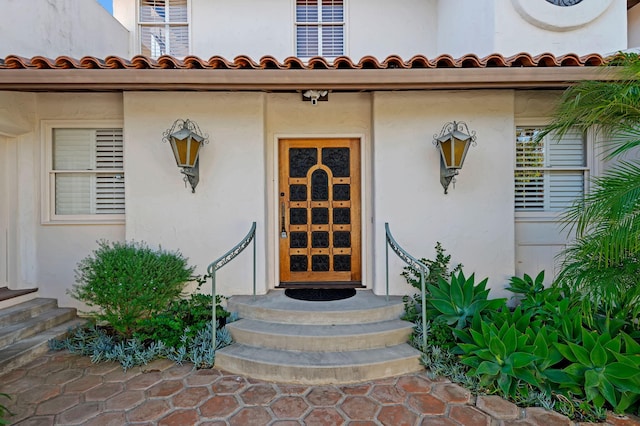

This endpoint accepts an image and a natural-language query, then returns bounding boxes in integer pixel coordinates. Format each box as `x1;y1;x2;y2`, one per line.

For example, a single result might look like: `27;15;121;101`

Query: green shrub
70;240;195;337
0;393;13;426
134;293;230;348
402;242;462;323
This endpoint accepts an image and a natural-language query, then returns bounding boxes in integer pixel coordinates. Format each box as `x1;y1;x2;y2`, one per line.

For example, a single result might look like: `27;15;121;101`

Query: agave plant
548;329;640;413
427;271;505;329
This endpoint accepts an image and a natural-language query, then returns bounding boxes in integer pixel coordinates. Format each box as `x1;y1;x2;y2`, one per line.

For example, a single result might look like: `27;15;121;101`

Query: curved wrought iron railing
207;222;257;351
385;222;429;350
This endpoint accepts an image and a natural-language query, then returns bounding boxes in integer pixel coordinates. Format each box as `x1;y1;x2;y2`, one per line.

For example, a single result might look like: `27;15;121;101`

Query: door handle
280;202;287;238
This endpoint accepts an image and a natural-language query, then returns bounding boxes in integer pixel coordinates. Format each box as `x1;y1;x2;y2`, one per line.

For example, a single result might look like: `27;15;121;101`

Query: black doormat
284;288;356;302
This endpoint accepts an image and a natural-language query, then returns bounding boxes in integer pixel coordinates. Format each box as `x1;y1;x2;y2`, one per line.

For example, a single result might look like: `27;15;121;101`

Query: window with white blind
139;0;188;58
45;125;124;222
296;0;344;58
514;127;587;212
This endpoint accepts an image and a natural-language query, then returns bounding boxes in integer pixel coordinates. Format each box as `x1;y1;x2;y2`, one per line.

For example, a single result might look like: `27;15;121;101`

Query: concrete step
0;307;77;349
215;343;422;385
0;298;58;328
0;318;86;377
227;318;415;352
227;290;405;325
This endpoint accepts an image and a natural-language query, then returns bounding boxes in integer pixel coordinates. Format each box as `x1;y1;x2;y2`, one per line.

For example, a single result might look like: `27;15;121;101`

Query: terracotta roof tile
0;52;610;70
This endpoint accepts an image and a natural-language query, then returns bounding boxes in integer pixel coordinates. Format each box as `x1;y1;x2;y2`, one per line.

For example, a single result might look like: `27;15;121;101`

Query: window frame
137;0;190;58
41;120;125;225
294;0;347;60
514;119;595;222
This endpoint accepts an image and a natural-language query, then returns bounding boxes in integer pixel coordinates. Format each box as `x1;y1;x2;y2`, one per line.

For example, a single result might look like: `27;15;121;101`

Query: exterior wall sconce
433;121;477;194
302;90;328;105
162;119;209;193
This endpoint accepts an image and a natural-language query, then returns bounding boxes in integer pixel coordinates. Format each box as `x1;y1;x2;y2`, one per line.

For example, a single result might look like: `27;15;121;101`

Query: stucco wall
496;0;627;56
123;92;267;298
373;90;515;299
436;0;496;58
0;0;129;58
34;94;126;309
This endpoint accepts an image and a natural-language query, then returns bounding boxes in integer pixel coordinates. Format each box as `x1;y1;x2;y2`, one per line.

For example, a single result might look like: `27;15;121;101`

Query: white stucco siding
34;94;126;308
265;92;373;289
123;92;266;297
436;0;496;58
373;90;515;299
0;0;129;58
192;0;292;60
348;0;437;60
496;0;627;56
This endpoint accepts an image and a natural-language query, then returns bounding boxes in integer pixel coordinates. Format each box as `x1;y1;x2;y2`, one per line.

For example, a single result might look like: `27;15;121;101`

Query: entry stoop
0;298;85;376
215;290;423;384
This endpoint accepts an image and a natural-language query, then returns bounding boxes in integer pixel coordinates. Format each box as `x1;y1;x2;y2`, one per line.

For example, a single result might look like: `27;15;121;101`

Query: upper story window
514;127;588;212
139;0;189;58
296;0;344;58
43;122;125;223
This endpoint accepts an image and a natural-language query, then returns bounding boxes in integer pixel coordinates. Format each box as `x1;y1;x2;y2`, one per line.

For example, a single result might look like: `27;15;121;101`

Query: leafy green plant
70;240;196;337
134;293;230;348
402;242;463;291
428;271;505;329
549;330;640;414
402;242;463;323
0;393;13;426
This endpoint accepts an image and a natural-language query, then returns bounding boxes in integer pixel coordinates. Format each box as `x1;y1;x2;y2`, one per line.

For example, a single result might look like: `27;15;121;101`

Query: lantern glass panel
188;140;201;166
440;138;453;168
452;137;469;168
173;137;189;166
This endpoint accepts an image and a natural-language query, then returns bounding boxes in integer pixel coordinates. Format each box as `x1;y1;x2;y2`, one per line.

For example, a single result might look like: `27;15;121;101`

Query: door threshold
277;281;364;289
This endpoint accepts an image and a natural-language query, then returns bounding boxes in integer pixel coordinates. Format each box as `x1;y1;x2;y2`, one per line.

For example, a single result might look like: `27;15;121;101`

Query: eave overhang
0;53;619;92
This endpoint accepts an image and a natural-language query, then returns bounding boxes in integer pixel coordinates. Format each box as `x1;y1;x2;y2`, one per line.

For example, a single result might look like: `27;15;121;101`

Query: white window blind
139;0;188;57
515;127;586;212
296;0;344;58
52;129;124;216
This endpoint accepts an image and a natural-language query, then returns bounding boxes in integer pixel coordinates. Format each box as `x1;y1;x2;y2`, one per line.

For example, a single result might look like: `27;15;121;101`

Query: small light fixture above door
302;90;329;105
433;121;477;194
162;119;209;193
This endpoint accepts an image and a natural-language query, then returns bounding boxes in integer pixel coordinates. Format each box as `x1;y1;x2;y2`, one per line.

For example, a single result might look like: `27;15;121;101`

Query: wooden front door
279;138;361;285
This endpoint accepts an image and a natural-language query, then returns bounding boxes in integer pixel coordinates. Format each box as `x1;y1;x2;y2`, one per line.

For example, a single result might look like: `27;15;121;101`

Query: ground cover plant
0;393;13;425
51;240;234;370
404;255;640;422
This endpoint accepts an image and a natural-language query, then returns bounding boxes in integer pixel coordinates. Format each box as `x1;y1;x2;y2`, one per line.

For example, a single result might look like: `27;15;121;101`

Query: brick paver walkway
0;351;638;425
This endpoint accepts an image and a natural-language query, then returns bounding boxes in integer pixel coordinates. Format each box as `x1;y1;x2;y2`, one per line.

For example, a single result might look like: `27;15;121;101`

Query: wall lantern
433;121;477;194
162;119;209;193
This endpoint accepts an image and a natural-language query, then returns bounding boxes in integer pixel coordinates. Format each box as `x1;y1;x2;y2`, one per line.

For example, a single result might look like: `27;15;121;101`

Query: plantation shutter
547;130;585;210
515;127;586;212
52;128;124;216
515;128;545;210
95;129;125;215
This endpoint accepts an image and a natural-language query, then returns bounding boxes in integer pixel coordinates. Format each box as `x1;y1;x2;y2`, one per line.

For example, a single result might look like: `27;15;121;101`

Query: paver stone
211;376;247;394
84;382;124;401
370;384;407;404
408;393;447;415
199;394;239;418
377;405;419;426
34;394;80;415
271;396;309;418
303;407;345;426
104;390;145;410
173;386;210;408
126;399;172;422
432;383;471;404
476;395;520;420
525;407;572;426
341;396;379;420
56;401;101;425
306;387;343;406
147;379;183;397
159;409;200;426
229;407;273;425
240;384;277;405
83;411;128;426
449;405;491;426
397;375;433;393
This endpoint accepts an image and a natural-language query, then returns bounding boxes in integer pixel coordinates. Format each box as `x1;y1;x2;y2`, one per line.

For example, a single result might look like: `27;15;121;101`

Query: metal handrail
206;222;257;351
385;222;429;350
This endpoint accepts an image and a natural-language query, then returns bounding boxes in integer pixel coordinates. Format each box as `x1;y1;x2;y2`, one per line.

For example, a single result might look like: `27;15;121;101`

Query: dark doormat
284;288;356;302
